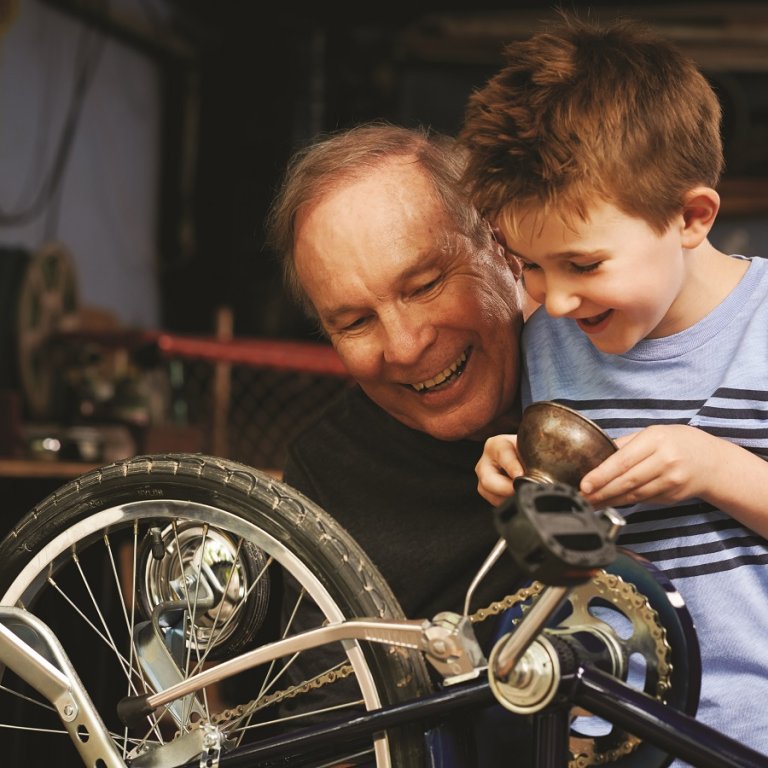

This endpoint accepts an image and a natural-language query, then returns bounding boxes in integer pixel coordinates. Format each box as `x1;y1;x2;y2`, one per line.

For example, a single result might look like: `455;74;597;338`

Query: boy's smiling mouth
577;309;613;334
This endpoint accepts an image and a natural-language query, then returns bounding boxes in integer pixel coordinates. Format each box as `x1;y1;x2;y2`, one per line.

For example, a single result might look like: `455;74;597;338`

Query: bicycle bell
515;401;618;490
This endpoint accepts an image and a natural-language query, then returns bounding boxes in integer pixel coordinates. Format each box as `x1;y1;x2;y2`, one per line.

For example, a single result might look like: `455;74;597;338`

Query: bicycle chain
205;663;355;730
190;582;547;733
468;581;546;623
182;572;671;768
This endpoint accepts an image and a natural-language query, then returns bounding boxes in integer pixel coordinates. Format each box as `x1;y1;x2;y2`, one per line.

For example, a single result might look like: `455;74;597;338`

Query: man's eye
413;276;443;296
339;316;371;332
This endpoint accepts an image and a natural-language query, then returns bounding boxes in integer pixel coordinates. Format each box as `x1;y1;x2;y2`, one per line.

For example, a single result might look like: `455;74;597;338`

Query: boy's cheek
522;292;541;320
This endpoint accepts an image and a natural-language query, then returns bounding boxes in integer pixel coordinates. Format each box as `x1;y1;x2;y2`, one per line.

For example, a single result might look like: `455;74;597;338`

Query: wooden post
211;306;232;457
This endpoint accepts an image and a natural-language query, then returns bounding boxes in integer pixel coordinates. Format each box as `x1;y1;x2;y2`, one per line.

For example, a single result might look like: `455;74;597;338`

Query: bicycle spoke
47;574;137;682
0;684;56;713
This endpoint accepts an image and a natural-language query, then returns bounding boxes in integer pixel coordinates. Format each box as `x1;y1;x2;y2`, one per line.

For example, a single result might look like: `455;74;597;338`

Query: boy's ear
681;187;720;248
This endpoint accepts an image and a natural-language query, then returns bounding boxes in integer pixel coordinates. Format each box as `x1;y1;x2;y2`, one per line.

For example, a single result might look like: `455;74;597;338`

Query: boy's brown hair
459;13;724;236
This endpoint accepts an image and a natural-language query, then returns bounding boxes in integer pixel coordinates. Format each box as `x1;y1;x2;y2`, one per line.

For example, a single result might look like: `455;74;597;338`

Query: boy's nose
544;283;581;317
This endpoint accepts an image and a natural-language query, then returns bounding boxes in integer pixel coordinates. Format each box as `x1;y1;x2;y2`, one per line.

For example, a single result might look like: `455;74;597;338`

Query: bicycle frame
1;475;767;768
2;581;767;768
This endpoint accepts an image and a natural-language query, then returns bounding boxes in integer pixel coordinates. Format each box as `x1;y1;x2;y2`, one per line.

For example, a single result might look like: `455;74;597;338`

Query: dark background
112;1;768;341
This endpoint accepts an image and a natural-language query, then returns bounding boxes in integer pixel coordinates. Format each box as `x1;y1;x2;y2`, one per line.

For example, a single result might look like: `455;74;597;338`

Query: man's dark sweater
284;385;520;624
282;386;533;765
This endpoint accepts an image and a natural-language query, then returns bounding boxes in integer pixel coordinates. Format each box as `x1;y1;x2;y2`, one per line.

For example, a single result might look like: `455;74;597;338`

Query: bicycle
0;413;767;767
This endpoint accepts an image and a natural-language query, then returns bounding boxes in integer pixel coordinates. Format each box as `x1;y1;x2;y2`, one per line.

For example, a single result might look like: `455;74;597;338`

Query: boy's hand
580;425;718;508
475;434;523;505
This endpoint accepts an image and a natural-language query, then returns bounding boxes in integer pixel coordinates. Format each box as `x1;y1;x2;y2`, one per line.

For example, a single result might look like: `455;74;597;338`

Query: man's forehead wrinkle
319;243;452;325
322;300;366;325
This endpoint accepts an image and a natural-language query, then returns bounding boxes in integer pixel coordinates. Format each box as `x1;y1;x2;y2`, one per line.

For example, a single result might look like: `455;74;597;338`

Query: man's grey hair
264;121;492;317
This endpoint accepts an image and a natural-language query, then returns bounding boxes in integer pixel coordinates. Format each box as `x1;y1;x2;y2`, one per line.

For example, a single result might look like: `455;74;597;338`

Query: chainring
501;549;699;768
553;572;671;766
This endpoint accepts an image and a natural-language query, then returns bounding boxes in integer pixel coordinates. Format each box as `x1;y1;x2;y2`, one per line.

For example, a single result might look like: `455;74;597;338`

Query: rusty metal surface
516;401;618;489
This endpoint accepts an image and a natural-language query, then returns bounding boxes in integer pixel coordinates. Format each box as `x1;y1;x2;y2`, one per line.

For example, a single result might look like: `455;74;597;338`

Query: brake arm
118;614;486;727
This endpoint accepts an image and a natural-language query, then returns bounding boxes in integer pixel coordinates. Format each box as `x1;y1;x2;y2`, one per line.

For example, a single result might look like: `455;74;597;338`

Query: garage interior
2;0;768;509
1;2;768;766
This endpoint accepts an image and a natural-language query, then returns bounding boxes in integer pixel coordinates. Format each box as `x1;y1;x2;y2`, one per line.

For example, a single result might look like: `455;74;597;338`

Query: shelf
0;458;101;479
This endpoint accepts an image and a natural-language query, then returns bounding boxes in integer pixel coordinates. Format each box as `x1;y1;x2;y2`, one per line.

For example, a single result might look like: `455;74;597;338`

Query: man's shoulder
286;386;412;475
290;386;387;446
286;385;483;476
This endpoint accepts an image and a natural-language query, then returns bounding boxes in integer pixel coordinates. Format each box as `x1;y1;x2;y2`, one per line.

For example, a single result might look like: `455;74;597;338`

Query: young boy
460;12;768;761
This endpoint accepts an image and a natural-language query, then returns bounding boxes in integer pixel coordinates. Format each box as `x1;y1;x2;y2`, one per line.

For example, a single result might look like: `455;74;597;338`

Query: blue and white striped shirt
522;255;768;763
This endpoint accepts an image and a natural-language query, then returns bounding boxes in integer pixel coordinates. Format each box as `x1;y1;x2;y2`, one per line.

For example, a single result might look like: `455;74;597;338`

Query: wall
0;0;162;327
2;2;767;341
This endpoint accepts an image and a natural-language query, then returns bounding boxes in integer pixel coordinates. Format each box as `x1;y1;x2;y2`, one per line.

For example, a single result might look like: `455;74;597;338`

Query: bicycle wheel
0;453;433;767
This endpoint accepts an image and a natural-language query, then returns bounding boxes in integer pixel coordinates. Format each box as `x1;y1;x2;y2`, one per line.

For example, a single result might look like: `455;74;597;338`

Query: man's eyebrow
399;254;443;280
321;303;365;326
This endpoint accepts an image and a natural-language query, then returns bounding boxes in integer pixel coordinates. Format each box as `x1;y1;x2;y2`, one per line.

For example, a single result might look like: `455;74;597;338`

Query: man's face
501;201;690;354
293;158;524;441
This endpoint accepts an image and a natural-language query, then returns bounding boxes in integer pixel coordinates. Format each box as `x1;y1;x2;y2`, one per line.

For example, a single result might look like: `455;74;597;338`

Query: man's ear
681;186;720;248
490;225;522;280
506;251;522;280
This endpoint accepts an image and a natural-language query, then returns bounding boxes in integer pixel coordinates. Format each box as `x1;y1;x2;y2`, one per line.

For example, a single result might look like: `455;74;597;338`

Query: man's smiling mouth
410;350;468;392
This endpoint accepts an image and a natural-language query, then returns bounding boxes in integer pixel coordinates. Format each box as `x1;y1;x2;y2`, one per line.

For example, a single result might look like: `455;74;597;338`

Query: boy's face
499;201;690;354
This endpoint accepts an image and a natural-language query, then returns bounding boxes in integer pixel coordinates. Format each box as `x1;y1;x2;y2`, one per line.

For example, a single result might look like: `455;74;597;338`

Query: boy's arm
581;425;768;538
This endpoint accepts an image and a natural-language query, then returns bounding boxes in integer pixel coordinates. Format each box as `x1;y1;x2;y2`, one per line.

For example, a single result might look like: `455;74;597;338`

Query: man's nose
380;308;436;364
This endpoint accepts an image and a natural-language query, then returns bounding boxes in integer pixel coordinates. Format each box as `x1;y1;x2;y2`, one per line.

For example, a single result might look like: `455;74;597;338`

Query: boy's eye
520;259;601;274
572;261;601;273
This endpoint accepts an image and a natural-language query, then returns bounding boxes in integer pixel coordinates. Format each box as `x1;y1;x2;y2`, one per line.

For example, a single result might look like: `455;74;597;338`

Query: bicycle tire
0;453;433;767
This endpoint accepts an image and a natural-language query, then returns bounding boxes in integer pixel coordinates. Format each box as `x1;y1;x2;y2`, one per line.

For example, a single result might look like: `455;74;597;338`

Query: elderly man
266;121;532;766
266;122;528;623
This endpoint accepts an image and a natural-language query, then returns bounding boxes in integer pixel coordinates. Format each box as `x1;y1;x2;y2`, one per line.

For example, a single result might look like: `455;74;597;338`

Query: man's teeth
412;352;467;392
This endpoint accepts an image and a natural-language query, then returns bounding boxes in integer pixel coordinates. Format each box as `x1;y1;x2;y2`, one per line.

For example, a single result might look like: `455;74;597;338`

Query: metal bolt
431;639;447;656
202;731;218;749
